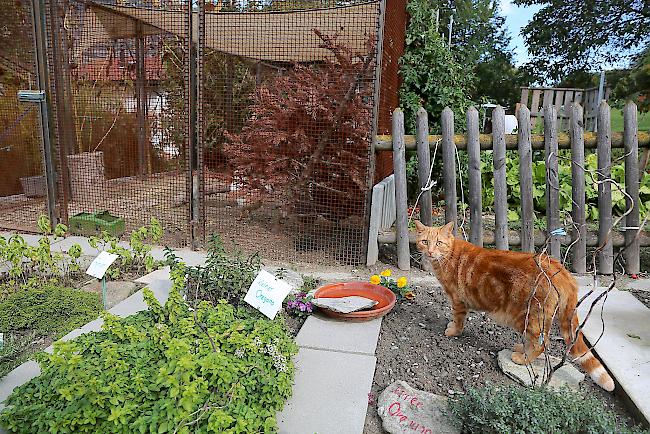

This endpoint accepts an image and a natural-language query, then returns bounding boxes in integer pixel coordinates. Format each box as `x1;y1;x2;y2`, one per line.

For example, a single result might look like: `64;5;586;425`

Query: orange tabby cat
415;220;614;391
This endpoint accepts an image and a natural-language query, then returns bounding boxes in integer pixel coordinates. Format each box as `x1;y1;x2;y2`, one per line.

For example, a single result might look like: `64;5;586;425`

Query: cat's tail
559;280;615;392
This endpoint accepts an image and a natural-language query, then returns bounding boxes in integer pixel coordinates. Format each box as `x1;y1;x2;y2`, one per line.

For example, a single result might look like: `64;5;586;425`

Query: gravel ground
363;273;641;433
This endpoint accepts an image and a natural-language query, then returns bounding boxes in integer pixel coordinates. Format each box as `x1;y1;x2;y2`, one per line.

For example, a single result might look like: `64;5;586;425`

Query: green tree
612;45;650;112
399;0;475;135
516;0;650;82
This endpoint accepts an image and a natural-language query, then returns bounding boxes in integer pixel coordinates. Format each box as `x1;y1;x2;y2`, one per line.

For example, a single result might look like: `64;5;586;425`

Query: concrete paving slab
626;279;650;292
577;287;650;424
149;247;207;266
0;279;172;406
136;266;171;284
50;236;103;256
296;314;382;356
0;232;49;247
574;274;600;287
277;348;376;434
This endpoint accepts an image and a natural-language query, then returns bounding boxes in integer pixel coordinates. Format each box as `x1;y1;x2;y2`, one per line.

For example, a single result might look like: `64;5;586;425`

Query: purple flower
287;300;297;309
298;302;307;312
298;292;307;298
306;303;313;313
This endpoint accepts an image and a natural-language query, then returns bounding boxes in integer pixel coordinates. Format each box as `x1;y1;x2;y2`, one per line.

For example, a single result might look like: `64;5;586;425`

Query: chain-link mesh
0;0;47;232
199;0;382;264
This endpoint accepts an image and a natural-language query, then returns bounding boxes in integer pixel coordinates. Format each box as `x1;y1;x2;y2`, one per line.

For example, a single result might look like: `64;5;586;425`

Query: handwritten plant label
86;251;119;279
244;270;292;319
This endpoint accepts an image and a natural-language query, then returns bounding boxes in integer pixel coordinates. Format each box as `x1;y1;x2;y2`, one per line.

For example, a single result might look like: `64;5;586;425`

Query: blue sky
499;0;543;65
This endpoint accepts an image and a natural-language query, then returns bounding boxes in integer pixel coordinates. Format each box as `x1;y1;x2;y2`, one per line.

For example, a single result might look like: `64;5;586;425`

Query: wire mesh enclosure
1;0;405;265
0;0;48;232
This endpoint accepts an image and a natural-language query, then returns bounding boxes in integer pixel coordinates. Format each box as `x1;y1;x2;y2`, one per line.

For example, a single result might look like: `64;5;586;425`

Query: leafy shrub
0;285;102;377
178;234;261;308
88;217;163;279
224;31;376;222
448;384;648;434
0;287;298;433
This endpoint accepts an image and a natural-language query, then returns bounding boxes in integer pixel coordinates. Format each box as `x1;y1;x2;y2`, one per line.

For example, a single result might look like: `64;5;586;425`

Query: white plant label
86;251;119;279
244;269;292;320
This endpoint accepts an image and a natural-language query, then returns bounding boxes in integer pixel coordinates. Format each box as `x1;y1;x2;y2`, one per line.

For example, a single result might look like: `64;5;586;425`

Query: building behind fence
0;0;407;265
369;102;649;275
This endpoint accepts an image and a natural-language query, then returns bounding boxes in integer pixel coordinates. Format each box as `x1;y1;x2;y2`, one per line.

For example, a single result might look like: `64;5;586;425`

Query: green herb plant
0;284;298;433
88;217;163;279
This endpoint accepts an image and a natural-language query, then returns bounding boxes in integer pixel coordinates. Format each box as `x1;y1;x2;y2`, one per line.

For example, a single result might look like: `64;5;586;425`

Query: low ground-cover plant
370;269;414;301
448;384;648;434
0;286;298;433
0;285;102;377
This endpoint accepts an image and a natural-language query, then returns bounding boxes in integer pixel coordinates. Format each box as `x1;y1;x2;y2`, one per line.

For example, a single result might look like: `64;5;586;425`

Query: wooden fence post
544;105;561;258
597;101;613;274
519;105;534;252
570;103;587;273
392;109;410;270
442;107;457;235
492;106;508;250
467;106;482;246
416;108;433;227
624;101;640;274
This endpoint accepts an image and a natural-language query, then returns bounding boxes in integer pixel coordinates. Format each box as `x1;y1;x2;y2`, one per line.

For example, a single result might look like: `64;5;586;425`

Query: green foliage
448;384;648;434
0;285;102;377
400;0;475;135
612;46;650;113
88;217;163;279
516;0;649;82
0;217;83;293
0;286;298;433
477;151;650;222
175;234;261;308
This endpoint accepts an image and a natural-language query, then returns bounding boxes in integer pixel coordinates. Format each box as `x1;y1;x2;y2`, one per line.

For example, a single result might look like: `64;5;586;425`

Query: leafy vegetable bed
0;287;298;433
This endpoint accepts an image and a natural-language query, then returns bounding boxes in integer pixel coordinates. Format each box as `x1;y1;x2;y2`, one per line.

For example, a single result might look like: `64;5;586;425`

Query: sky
499;0;543;66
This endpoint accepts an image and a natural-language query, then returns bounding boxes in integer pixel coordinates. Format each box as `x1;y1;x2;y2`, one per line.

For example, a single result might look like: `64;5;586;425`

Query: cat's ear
414;220;427;232
440;221;455;237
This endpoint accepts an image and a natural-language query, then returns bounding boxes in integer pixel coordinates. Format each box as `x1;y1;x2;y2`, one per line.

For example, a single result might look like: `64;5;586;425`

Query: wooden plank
544;105;561;258
493;106;508;250
467;106;483;246
574;91;583;105
554;90;564;120
442;107;457;236
542;90;554;116
373;131;650;151
624;101;640;274
392;109;410;270
518;105;534;253
416;108;433;227
520;88;530;106
380;174;395;229
366;182;385;266
560;90;574;130
597;101;614;274
530;89;541;115
570;103;587;273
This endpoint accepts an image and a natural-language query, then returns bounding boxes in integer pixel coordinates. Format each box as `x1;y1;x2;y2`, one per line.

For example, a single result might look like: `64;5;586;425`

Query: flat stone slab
0;279;172;407
578;287;650;424
136;266;171;284
295;314;382;356
312;296;378;313
149;248;207;266
264;266;304;290
377;380;458;434
82;280;139;309
626;279;650;292
277;347;376;434
497;349;584;390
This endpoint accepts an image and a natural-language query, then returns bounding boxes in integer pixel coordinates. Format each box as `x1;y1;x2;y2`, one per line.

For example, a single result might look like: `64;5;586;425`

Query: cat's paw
513;343;524;354
511;351;530;365
444;322;463;337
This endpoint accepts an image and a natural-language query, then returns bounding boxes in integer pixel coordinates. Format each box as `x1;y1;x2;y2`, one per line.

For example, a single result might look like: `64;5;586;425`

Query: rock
311;296;378;313
263;266;304;290
377;380;459;434
497;349;585;390
82;280;139;309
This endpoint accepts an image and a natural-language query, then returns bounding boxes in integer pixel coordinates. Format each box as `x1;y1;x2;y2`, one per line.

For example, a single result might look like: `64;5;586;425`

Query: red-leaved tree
225;30;376;223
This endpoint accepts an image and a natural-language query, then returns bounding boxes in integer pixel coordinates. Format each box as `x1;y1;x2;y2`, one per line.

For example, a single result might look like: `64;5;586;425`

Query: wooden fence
368;101;650;274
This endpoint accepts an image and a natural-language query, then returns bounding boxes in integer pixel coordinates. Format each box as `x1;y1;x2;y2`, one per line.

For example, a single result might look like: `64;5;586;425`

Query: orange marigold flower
380;269;392;277
370;275;381;285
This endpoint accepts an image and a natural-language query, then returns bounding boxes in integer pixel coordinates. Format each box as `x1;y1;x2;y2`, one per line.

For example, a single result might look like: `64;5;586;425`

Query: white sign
86;251;119;279
244;270;292;320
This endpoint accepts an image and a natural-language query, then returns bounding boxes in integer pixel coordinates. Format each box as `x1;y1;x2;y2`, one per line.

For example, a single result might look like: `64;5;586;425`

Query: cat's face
414;221;455;262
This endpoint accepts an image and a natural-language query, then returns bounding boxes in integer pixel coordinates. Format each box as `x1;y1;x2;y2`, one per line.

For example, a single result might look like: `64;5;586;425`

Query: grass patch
611;107;650;133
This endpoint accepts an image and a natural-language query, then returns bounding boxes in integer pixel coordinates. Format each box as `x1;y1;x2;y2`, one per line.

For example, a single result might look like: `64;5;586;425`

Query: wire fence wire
1;0;400;265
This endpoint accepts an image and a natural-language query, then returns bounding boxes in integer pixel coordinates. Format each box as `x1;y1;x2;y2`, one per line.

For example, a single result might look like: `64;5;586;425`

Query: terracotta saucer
314;281;396;322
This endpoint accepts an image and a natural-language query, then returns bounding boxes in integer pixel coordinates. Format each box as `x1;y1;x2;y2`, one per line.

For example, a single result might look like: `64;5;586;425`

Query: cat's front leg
445;300;468;337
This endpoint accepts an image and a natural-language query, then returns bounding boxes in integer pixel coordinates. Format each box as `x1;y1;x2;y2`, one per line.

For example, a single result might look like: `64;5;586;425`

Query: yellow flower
370;275;381;285
397;277;407;288
404;291;415;300
380;269;392;277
